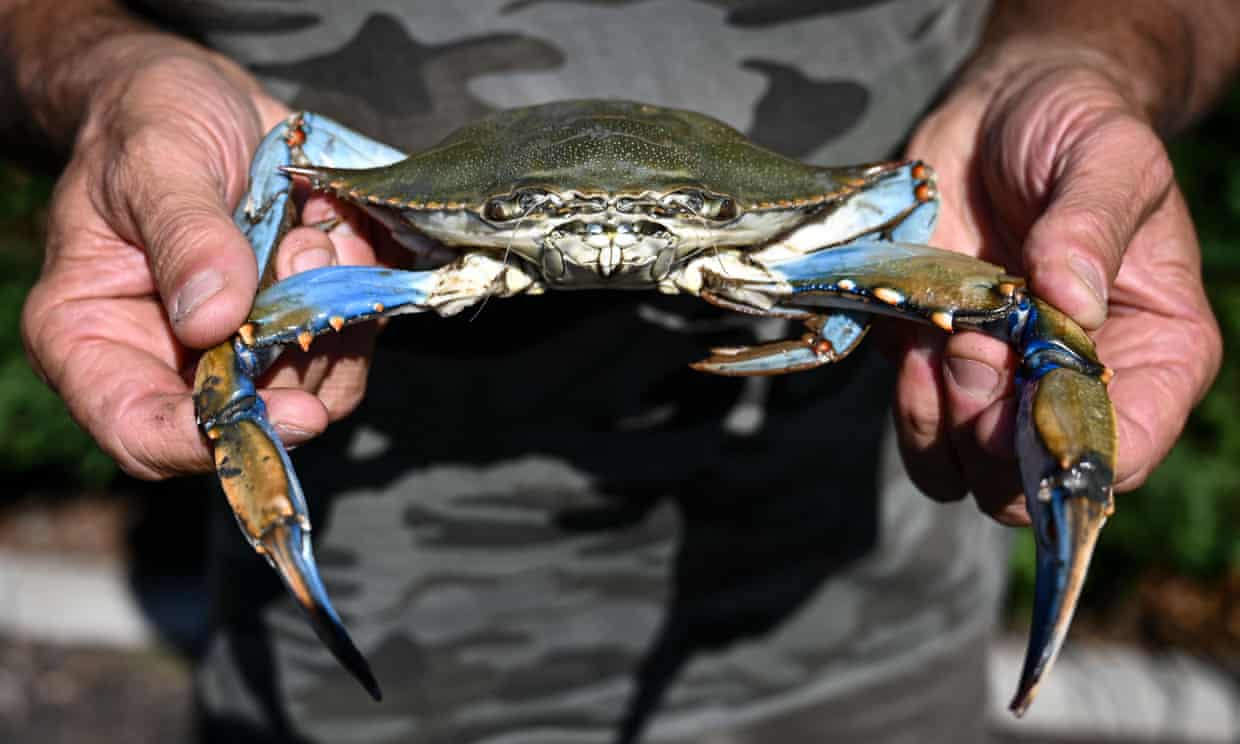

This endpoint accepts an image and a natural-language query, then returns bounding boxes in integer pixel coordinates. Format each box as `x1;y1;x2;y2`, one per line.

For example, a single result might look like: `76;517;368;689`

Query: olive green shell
310;100;876;209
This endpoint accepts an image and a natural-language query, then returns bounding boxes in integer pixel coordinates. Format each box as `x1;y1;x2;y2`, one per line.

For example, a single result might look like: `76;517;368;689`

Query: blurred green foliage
1010;87;1240;611
0;166;116;488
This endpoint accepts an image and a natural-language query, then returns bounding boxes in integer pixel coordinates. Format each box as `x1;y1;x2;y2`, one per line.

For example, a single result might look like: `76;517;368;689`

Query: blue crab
193;100;1116;716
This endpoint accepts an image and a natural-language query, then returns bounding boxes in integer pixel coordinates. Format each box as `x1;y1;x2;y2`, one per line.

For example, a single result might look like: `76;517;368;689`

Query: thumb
1016;114;1172;329
100;127;263;348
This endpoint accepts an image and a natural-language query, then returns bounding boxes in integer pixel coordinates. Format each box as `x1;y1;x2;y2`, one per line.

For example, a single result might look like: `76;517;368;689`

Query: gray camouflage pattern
127;2;1002;742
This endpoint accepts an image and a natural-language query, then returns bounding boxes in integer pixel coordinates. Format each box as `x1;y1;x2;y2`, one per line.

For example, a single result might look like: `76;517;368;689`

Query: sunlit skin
13;6;1226;521
5;0;1234;723
899;62;1219;526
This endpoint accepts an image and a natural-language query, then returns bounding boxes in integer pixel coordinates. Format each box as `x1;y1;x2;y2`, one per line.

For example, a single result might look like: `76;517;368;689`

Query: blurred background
0;89;1236;742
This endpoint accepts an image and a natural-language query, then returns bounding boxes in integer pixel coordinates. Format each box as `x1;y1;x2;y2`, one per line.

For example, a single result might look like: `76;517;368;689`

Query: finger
276;225;338;278
940;331;1027;524
98;385;327;480
958;451;1027;527
23;290;328;479
1017;115;1173;329
276;201;388;275
302;192;393;267
263;334;376;421
942;333;1011;445
891;323;968;502
265;223;376;421
261;323;378;422
1091;191;1221;489
97;128;262;349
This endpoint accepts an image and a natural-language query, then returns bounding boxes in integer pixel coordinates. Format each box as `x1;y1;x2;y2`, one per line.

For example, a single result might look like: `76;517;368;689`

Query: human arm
895;0;1237;521
5;0;377;479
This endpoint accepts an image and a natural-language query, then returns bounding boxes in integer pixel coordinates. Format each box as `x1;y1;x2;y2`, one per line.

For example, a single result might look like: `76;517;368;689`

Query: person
5;1;1233;742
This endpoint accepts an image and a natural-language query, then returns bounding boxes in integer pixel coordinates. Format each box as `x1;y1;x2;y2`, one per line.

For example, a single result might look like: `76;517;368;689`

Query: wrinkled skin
12;3;1225;731
896;60;1219;525
22;44;377;477
20;40;1219;528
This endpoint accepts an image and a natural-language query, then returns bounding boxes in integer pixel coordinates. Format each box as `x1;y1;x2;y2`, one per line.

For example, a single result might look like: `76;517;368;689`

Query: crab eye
706;197;738;222
483;197;521;222
482;190;548;222
663;190;740;222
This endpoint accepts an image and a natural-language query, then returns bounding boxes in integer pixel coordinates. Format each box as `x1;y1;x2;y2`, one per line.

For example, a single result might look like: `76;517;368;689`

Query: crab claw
195;340;383;702
1010;367;1115;716
261;520;383;702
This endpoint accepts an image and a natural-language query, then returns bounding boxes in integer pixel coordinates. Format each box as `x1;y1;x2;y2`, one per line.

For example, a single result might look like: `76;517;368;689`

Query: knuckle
18;283;58;388
1032;201;1124;271
896;393;942;444
1186;316;1224;400
146;198;214;260
1139;138;1174;196
1089;114;1174;195
91;124;183;231
326;388;366;421
893;404;967;503
321;369;371;421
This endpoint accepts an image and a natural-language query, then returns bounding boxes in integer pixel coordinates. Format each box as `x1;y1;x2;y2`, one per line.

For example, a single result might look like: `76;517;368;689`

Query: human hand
894;55;1222;524
20;35;381;479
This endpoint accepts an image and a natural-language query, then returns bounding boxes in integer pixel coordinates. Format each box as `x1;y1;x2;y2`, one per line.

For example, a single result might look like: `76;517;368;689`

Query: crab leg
194;113;408;701
688;161;940;375
1009;304;1115;715
196;338;384;700
698;240;1116;715
194;259;523;702
690;307;871;375
238;112;406;283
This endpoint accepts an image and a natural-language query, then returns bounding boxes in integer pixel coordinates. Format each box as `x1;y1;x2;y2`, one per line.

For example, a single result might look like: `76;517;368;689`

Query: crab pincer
192;111;414;701
696;240;1117;713
193;102;1119;713
1009;299;1116;715
195;338;383;701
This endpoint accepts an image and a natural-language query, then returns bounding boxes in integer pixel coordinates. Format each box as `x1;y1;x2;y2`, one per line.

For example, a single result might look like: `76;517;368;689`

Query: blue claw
201;114;420;703
1011;463;1111;715
199;112;415;704
195;340;383;701
236;112;406;276
1010;368;1115;715
246;266;440;348
701;233;1117;717
691;310;870;375
261;521;383;702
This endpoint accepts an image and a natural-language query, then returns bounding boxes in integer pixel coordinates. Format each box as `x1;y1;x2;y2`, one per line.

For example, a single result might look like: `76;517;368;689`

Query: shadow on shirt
198;293;893;744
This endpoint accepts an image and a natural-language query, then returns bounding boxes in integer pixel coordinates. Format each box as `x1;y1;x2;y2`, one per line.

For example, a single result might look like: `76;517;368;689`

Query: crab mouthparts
540;217;678;286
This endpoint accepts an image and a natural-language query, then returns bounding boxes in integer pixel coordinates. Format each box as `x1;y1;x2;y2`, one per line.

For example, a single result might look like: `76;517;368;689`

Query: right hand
20;38;380;479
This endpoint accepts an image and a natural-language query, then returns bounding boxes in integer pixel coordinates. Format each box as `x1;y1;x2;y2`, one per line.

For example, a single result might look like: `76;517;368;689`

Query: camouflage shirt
130;2;1005;743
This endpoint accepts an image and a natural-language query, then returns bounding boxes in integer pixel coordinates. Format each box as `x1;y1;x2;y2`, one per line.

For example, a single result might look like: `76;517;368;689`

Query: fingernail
273;422;314;447
1069;254;1107;310
290;246;334;274
945;357;1001;401
173;270;226;322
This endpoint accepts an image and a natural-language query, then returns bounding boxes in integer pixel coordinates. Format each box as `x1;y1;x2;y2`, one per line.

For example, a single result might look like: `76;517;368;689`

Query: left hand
892;55;1222;524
